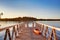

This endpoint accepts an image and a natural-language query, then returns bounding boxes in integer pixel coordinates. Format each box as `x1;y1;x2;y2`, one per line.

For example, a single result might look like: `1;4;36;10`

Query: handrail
0;25;15;31
0;22;59;40
36;23;60;31
36;22;58;40
0;22;24;31
0;22;24;40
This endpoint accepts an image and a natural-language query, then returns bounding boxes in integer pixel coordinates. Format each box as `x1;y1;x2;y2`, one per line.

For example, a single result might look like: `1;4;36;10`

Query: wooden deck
0;22;58;40
15;24;46;40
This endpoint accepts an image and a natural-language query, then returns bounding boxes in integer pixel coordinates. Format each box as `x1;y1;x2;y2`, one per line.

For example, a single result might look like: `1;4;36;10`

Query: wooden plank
15;26;46;40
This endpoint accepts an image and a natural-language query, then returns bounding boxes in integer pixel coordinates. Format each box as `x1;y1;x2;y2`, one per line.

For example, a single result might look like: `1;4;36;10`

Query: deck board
15;25;46;40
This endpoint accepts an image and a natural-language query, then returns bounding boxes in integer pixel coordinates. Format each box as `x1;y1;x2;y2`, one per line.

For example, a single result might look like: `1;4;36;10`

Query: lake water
37;21;60;40
37;21;60;28
0;21;60;40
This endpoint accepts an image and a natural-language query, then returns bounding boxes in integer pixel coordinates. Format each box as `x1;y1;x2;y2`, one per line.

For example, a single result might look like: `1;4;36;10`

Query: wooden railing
0;22;59;40
0;22;24;40
36;22;58;40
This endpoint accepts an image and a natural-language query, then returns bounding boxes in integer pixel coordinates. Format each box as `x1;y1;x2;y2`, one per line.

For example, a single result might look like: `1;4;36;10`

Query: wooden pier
0;22;58;40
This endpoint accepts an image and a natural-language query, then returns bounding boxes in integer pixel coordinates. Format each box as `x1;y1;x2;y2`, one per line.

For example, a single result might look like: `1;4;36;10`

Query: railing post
35;23;58;40
53;29;58;40
44;26;48;37
17;25;19;33
48;28;58;40
48;29;53;40
35;23;37;27
27;22;28;27
39;24;41;31
41;24;44;35
16;25;19;37
12;26;15;38
4;29;7;40
4;29;12;40
12;25;17;39
33;22;34;27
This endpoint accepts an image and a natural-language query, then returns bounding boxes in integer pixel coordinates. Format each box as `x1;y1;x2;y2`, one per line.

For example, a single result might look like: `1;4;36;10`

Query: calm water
37;21;60;40
37;21;60;28
0;21;60;40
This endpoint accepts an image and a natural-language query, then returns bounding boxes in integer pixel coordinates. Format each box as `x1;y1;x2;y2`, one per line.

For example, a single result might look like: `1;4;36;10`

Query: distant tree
0;12;3;19
0;12;3;15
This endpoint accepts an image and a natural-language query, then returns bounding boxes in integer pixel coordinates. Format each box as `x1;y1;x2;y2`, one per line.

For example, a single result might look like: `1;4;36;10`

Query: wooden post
44;26;48;37
16;25;19;37
23;23;24;26
4;29;12;40
33;22;34;27
27;22;28;27
35;23;37;27
41;24;44;35
12;26;15;38
19;24;21;33
18;24;20;32
4;29;7;40
17;25;19;33
53;29;58;40
12;25;17;38
39;24;41;29
40;24;42;32
48;30;53;40
48;27;58;40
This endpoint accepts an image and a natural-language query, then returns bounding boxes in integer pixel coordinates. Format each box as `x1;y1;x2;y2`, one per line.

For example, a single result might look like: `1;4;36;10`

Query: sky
0;0;60;19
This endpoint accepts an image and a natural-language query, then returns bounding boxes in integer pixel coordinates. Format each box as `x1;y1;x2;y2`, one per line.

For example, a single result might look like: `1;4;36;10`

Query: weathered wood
0;22;58;40
0;25;15;31
15;24;46;40
48;29;53;40
4;29;7;40
48;28;58;40
41;24;44;34
12;26;15;38
44;26;48;37
39;24;42;31
33;22;34;27
27;22;29;27
53;29;58;40
17;25;19;32
4;29;12;40
36;23;58;40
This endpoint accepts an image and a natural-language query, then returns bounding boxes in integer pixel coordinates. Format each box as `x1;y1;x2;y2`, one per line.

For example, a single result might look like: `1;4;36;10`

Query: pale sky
0;0;60;19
